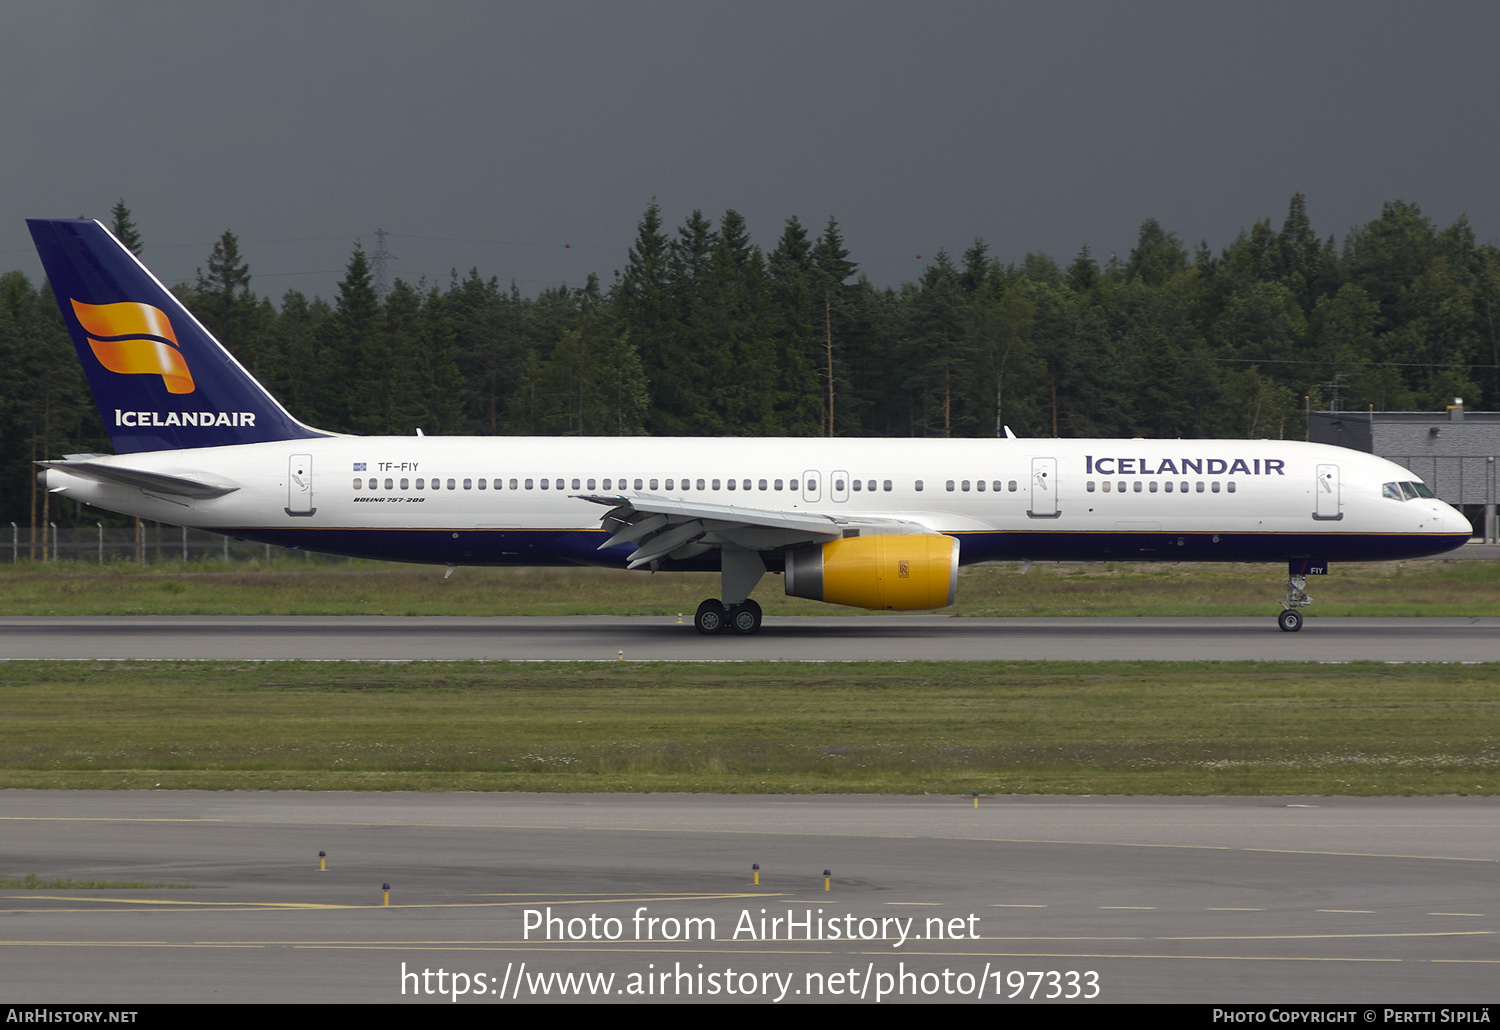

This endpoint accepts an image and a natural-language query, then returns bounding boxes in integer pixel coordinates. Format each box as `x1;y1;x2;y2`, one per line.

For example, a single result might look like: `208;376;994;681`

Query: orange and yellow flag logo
70;299;195;395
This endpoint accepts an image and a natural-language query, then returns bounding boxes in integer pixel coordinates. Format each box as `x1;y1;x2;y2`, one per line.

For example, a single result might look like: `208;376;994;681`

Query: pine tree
810;218;857;434
109;199;143;255
315;242;379;431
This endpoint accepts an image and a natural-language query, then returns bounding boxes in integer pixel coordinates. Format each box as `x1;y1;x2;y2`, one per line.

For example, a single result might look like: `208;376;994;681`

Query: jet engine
783;534;959;610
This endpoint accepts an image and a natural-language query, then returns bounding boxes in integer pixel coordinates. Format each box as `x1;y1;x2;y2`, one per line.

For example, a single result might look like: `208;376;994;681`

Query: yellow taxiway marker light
617;650;623;661
823;869;831;892
383;883;390;907
319;850;326;872
973;792;979;809
752;863;759;885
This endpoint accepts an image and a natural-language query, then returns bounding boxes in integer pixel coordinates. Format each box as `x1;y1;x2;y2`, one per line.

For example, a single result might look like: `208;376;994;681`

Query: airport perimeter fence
7;523;351;566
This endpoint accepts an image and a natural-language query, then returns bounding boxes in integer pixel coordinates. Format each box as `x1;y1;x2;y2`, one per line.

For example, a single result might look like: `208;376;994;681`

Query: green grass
0;660;1494;795
1;557;1497;616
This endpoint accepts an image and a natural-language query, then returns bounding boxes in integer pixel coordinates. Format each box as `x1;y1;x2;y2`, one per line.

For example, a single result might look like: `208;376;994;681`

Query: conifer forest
4;195;1496;532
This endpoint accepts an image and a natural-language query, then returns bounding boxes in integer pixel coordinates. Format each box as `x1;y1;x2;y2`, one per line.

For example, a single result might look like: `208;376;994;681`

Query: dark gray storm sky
4;1;1498;302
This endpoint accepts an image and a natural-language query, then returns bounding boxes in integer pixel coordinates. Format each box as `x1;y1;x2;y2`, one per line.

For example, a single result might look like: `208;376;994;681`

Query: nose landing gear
1278;564;1318;632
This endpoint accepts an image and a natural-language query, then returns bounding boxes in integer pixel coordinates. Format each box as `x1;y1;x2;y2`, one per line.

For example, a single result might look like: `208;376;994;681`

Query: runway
1;792;1494;1004
2;614;1498;662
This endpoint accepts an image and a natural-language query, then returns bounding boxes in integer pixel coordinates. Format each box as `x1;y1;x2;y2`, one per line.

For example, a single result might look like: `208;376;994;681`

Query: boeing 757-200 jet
28;218;1472;634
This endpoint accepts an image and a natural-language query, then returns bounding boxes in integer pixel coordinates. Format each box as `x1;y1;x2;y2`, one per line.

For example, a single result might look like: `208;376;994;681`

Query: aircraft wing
39;457;241;500
575;493;929;569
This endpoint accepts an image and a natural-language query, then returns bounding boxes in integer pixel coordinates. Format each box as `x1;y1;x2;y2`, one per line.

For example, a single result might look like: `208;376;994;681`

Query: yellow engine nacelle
784;534;959;610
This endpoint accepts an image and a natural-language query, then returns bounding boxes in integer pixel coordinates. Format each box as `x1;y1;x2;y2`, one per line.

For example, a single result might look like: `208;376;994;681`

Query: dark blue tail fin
28;218;328;454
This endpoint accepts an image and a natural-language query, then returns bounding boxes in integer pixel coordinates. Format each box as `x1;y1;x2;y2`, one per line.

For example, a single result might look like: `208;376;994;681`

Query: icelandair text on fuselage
1086;455;1286;477
115;409;255;428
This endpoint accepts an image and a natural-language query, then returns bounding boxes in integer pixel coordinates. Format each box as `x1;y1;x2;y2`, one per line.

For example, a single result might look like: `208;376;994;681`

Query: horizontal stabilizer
39;459;240;499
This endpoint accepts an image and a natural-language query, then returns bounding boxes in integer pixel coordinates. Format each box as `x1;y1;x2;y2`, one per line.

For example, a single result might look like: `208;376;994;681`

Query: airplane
28;218;1473;635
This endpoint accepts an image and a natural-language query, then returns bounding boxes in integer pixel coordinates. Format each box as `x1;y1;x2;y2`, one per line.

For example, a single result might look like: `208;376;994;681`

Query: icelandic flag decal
353;462;366;471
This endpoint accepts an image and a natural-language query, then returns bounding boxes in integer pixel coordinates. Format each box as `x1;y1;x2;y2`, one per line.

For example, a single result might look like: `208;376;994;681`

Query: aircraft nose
1437;502;1473;537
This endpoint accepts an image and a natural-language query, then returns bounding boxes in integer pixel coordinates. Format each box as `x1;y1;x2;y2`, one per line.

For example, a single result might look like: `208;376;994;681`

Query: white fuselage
44;436;1472;570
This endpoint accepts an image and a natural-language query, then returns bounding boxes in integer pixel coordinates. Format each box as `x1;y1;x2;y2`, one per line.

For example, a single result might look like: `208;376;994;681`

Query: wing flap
576;493;931;565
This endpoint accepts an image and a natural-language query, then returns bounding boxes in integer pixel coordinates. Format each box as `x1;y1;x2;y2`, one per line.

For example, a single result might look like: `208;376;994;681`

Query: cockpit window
1384;480;1437;501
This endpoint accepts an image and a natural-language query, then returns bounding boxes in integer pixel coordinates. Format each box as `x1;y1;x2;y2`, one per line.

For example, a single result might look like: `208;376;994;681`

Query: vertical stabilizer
27;218;328;453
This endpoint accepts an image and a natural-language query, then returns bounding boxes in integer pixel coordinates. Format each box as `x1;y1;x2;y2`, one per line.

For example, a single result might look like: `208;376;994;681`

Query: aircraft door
286;454;315;516
1028;457;1059;518
1314;463;1341;520
802;470;821;503
831;470;850;503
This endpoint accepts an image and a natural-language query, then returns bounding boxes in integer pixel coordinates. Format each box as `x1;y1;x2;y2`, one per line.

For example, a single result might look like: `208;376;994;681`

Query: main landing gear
1278;570;1312;632
695;598;763;635
695;547;768;635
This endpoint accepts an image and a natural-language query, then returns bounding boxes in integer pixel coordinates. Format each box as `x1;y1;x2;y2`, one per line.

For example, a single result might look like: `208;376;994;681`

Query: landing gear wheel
694;599;728;635
1278;608;1303;633
728;599;763;635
